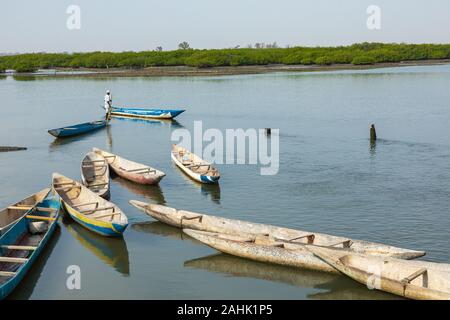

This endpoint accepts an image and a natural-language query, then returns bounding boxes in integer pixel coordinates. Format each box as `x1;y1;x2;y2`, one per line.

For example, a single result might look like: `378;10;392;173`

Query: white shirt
104;94;112;110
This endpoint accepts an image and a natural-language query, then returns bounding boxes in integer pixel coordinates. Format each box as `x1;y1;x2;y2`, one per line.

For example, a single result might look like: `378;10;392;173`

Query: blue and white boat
0;189;60;300
171;144;220;184
110;107;185;120
48;120;107;138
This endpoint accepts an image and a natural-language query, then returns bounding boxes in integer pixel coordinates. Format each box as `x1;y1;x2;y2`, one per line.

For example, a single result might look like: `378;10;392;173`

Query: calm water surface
1;65;450;299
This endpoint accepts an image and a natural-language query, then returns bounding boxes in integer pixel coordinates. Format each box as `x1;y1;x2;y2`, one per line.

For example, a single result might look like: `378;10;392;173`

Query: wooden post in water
265;128;271;135
0;146;27;152
370;124;377;142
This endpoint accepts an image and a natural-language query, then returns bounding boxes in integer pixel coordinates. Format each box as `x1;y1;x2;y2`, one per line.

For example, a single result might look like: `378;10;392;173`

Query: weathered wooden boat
171;144;220;184
184;229;339;273
129;201;425;260
0;189;51;235
110;107;185;120
308;246;450;300
81;151;110;198
53;173;128;236
48;120;107;138
93;148;165;185
0;189;60;300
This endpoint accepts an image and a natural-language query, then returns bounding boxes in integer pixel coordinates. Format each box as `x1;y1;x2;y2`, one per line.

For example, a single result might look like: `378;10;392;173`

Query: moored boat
129;201;425;260
81;151;110;198
0;189;51;235
52;173;128;236
171;144;220;184
48;120;107;138
110;107;185;120
93;148;165;185
183;229;339;273
308;246;450;300
0;189;60;300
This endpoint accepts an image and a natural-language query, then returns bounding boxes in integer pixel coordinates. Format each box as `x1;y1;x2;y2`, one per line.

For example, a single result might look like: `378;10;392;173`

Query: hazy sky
1;0;450;52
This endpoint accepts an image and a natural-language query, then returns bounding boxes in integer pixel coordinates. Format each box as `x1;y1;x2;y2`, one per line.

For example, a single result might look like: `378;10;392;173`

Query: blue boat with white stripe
171;144;220;184
111;107;185;120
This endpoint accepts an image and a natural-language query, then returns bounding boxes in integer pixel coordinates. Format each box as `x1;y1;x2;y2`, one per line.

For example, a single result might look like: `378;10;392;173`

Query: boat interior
174;147;219;177
82;153;109;195
53;175;125;224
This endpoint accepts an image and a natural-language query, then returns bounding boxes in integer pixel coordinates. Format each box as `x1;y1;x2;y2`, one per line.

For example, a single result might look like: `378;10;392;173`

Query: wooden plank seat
185;163;211;168
0;257;28;263
0;271;16;277
329;240;353;248
26;215;56;221
1;245;37;251
401;268;428;284
8;205;57;213
79;206;115;215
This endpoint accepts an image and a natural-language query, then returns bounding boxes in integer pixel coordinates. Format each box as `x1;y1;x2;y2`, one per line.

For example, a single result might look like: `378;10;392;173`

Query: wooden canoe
129;201;425;260
0;189;51;235
81;151;110;198
171;144;220;184
48;120;107;138
0;189;60;300
110;107;185;120
53;173;128;236
308;246;450;300
93;148;165;185
184;229;339;273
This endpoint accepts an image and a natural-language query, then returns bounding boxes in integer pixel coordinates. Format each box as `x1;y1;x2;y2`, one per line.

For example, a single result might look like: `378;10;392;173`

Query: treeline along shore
1;43;450;76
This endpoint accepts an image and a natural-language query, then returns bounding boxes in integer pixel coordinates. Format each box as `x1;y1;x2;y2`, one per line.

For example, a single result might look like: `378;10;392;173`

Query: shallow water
0;64;449;299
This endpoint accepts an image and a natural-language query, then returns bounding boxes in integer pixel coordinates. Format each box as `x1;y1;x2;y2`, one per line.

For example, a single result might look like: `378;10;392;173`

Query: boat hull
184;229;338;274
171;150;219;184
111;108;185;120
129;201;426;261
62;201;127;237
0;190;60;299
0;188;50;235
48;120;107;138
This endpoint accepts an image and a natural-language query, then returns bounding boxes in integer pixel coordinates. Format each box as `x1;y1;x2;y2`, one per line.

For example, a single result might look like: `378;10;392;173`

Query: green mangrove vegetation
1;43;450;73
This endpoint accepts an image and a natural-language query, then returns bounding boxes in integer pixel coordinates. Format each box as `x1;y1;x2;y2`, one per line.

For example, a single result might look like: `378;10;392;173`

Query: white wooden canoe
53;173;128;236
129;201;425;260
308;246;450;300
93;148;165;185
184;229;339;273
0;188;50;235
171;144;220;184
81;151;110;198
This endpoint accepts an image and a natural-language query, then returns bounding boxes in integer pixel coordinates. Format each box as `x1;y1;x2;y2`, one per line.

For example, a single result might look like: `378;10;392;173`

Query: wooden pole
370;124;377;142
0;146;27;152
265;128;271;135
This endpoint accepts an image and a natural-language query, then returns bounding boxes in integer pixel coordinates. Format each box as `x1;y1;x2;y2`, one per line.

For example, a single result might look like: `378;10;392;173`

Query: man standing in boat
104;90;112;121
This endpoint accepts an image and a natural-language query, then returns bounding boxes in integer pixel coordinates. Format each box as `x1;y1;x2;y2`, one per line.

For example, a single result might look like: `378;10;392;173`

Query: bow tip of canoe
129;200;148;210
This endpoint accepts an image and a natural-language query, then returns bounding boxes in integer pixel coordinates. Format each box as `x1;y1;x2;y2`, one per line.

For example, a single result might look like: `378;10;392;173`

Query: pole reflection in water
7;226;61;300
184;253;398;300
62;215;130;276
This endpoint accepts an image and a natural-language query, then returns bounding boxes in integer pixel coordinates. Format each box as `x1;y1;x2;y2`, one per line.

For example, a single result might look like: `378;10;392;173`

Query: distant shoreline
4;59;450;78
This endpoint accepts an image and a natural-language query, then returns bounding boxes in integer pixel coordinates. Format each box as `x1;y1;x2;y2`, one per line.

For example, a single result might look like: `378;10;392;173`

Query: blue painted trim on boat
200;175;220;184
48;120;107;138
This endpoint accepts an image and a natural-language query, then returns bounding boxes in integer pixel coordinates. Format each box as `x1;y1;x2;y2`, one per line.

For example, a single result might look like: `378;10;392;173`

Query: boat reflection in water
173;163;221;205
62;215;130;276
184;253;398;300
132;221;193;242
7;226;61;300
112;116;184;129
112;176;166;205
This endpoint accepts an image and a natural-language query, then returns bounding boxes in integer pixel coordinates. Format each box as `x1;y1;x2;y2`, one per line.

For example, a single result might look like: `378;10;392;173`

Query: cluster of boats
2;106;449;300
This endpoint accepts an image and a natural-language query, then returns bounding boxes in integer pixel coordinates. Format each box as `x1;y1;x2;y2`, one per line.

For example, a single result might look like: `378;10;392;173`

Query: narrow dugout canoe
0;189;60;300
171;144;220;184
183;229;339;274
129;201;425;260
110;107;185;120
53;173;128;236
0;189;51;235
308;246;450;300
93;148;165;185
81;151;110;198
48;120;107;138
